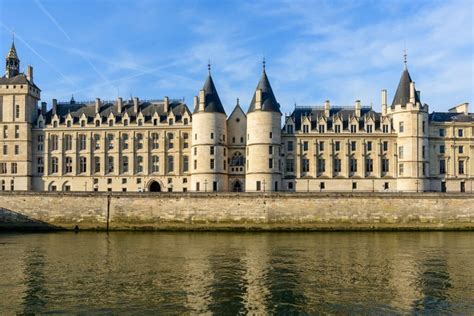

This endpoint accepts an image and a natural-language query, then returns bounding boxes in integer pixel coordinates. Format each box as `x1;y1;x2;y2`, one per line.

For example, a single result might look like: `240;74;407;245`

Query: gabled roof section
247;69;281;114
194;73;226;114
228;99;246;120
391;68;420;107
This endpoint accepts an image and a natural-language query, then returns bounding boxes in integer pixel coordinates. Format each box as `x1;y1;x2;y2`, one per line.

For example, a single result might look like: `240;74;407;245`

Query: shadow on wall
0;207;61;232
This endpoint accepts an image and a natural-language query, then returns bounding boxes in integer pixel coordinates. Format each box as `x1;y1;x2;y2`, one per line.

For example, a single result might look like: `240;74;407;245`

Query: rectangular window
287;141;293;152
210;146;215;155
94;134;100;150
107;156;114;173
194;159;197;170
269;132;273;139
137;133;144;150
319;142;324;151
334;125;341;133
302;158;309;172
399;146;404;159
439;129;445;137
318;124;325;133
382;158;389;173
79;157;87;173
459;160;465;174
213;181;218;192
440;145;445;154
14;145;19;155
210;158;215;169
95;156;101;173
122;134;129;150
399;121;404;133
399;163;404;175
367;141;372;151
286;159;294;172
366;125;373;133
303;125;309;133
365;158;373;173
15;105;20;119
65;157;73;173
333;159;341;173
151;156;159;173
422;145;426;158
459;146;464;154
167;156;174;173
3;144;6;155
64;135;72;151
383;141;388;152
11;163;17;174
14;125;19;138
51;135;59;151
136;156;143;173
334;141;340;152
183;156;189;172
458;129;463;137
439;159;446;174
79;135;87;151
287;125;294;134
268;158;273;169
269;145;273;154
0;163;6;174
383;125;389;133
107;134;114;150
317;159;325;173
351;141;356;151
37;157;44;173
3;126;8;138
350;158;357;172
350;124;357;133
303;141;308;151
422;121;426;133
256;181;261;191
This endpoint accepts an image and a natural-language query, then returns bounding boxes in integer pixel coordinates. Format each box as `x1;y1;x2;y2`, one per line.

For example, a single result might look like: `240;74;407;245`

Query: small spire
262;57;266;72
207;60;211;75
236;97;239;105
403;48;408;70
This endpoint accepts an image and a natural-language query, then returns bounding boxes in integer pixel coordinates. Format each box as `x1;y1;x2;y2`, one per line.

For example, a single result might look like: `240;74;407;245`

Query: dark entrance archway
149;181;161;192
232;180;243;192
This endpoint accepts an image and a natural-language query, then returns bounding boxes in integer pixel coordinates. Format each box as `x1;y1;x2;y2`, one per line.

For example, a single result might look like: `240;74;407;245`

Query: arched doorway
232;180;243;192
148;181;161;192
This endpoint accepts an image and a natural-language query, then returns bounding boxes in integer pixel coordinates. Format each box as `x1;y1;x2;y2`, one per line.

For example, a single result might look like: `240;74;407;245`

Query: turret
190;64;228;192
389;55;429;192
5;41;19;78
245;60;282;192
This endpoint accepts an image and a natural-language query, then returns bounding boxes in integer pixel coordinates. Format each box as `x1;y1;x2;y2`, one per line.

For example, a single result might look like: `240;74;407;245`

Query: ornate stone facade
0;43;472;192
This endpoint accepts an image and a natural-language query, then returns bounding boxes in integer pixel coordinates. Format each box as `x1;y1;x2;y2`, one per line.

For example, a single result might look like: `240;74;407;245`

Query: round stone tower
245;63;282;192
387;60;429;192
190;66;228;192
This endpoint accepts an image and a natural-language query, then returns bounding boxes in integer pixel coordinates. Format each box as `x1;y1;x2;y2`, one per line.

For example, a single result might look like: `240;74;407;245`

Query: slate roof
0;73;40;90
44;99;191;124
247;69;281;114
429;112;474;123
193;74;226;114
289;106;381;131
391;68;420;107
6;42;18;59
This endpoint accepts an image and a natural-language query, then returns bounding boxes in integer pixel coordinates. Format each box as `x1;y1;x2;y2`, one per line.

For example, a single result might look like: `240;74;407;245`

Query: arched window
152;155;159;173
79;157;87;173
51;157;59;173
65;157;73;173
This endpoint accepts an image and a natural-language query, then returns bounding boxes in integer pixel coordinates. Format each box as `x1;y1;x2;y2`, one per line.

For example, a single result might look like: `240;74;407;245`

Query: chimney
255;89;262;110
26;65;33;83
95;98;101;114
199;90;205;111
355;100;361;117
52;99;57;115
193;96;199;111
409;82;416;104
117;97;123;113
133;97;139;113
164;96;170;113
41;102;47;115
381;90;387;115
324;100;330;117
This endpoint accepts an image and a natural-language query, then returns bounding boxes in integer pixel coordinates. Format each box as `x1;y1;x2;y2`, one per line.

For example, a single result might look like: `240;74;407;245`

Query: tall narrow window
167;156;174;173
79;157;87;173
183;156;189;172
152;156;159;173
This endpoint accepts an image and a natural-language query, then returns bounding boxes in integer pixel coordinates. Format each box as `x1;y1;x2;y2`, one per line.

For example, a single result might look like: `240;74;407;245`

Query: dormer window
53;121;58;128
81;120;86;127
67;120;72;128
109;120;113;127
287;125;294;134
318;124;325;133
168;119;173;126
123;119;128;126
183;118;188;125
138;119;143;126
350;124;357;133
366;125;373;133
153;119;158;126
95;120;100;127
303;125;309;133
334;125;341;133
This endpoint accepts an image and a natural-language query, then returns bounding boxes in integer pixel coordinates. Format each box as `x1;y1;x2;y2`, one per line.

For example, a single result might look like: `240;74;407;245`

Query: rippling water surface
0;232;473;314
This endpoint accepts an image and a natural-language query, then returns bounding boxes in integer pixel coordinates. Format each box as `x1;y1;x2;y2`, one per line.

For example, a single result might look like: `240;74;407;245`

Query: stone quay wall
0;192;473;231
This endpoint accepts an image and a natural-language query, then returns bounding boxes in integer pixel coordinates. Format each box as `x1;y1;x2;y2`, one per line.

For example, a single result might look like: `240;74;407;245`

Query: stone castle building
0;42;472;192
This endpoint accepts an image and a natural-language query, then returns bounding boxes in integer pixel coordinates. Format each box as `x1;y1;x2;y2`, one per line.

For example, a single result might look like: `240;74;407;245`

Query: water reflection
0;232;473;314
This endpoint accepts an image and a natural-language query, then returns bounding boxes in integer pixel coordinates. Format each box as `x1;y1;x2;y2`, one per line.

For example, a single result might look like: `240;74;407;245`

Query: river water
0;232;473;314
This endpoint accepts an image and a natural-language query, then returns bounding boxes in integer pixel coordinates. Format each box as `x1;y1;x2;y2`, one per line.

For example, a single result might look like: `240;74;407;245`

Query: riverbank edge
1;191;473;231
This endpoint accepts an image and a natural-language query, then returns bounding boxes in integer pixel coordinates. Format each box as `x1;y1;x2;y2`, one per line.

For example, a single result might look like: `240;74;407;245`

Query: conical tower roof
247;68;280;114
194;70;226;114
391;68;420;107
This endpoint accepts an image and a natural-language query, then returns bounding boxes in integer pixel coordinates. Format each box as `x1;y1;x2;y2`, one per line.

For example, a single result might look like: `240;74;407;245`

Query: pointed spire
236;98;239;106
208;60;211;75
5;38;20;78
403;49;408;70
195;64;226;114
247;64;281;114
262;57;266;72
391;58;420;107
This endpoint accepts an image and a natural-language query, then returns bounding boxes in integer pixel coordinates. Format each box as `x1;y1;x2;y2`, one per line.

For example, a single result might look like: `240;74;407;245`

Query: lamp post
372;179;375;192
263;179;266;193
416;180;419;193
204;179;208;192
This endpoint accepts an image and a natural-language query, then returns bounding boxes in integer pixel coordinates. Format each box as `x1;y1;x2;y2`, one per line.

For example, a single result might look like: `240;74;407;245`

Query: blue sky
0;0;472;114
